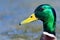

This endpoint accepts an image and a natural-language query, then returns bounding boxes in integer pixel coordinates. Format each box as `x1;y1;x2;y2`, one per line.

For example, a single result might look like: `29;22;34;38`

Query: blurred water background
0;0;60;40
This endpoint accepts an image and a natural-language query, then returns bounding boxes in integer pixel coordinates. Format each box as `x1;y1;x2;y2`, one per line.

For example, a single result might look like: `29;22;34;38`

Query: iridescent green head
34;4;56;35
20;4;56;35
35;4;56;22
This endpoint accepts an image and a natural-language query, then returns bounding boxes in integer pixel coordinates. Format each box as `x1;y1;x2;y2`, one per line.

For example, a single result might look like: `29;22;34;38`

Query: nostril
31;16;32;18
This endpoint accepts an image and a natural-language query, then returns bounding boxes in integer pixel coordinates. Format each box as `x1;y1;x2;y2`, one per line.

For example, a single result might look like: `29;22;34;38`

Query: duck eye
30;16;32;18
40;8;44;11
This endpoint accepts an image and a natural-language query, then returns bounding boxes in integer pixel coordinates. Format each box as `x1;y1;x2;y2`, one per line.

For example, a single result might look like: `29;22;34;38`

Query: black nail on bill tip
19;23;21;25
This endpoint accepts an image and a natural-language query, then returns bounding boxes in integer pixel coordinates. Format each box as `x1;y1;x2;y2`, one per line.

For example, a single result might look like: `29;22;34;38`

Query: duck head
19;4;56;35
20;4;56;25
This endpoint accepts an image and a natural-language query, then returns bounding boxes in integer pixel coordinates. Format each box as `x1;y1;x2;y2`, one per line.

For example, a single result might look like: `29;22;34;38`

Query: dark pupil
31;16;32;18
40;8;44;11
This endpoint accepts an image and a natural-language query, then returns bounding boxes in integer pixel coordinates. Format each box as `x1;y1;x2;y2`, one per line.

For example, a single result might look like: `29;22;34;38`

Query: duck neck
43;20;56;36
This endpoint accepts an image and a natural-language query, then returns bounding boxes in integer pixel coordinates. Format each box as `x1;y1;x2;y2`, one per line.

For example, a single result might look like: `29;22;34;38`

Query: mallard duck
19;4;57;40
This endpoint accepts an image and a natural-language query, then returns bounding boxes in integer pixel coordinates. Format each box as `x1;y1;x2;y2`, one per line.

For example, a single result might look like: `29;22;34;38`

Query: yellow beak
20;13;38;25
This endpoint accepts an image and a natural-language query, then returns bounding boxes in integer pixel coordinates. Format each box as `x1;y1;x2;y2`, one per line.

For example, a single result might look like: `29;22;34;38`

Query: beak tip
19;23;21;25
